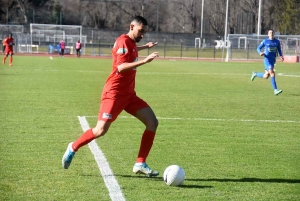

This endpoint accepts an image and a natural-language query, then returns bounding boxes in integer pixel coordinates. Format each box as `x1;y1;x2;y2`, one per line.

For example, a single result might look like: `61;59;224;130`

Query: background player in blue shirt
251;29;284;95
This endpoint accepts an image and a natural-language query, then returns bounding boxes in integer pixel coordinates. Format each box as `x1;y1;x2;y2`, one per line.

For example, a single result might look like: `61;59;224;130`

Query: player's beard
134;35;142;43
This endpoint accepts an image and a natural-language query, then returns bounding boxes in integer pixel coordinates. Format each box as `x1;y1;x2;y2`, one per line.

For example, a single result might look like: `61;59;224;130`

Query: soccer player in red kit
62;16;160;177
2;33;14;66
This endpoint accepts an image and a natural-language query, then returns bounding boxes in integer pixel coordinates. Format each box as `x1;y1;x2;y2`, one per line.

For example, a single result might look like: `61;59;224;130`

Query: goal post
29;24;86;55
195;38;201;48
0;24;24;36
238;37;247;49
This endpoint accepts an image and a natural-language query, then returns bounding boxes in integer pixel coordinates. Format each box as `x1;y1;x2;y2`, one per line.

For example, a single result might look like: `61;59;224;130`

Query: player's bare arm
137;42;158;51
117;52;159;73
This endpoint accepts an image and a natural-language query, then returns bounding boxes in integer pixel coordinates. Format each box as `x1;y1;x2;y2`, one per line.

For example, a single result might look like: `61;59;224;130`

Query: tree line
1;0;299;35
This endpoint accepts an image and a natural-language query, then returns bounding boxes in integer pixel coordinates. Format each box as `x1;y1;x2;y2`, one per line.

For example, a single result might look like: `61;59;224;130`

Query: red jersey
4;37;14;51
103;34;138;95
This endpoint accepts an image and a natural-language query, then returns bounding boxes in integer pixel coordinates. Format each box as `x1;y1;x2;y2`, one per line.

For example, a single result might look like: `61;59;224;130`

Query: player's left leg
129;101;159;177
9;52;13;66
268;68;282;95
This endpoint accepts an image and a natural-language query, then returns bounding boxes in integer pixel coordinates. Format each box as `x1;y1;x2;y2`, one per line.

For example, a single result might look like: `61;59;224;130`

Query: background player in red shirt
62;16;160;177
2;33;14;66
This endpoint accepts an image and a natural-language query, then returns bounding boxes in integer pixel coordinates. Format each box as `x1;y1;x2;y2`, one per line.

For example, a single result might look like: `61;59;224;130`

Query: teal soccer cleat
251;72;256;81
62;142;75;169
274;89;283;96
133;163;159;177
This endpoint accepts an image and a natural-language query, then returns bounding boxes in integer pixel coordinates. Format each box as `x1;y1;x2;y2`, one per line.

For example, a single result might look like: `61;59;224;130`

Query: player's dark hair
9;33;12;37
268;29;274;33
133;16;148;26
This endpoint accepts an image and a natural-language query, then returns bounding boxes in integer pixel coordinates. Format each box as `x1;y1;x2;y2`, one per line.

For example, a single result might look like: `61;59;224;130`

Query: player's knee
147;117;159;131
92;126;108;138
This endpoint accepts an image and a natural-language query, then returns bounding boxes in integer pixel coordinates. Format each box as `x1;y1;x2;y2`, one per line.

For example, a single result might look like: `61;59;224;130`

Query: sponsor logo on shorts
102;113;112;119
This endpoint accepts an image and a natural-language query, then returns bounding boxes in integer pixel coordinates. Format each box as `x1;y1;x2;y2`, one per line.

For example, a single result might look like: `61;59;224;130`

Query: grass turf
0;55;299;200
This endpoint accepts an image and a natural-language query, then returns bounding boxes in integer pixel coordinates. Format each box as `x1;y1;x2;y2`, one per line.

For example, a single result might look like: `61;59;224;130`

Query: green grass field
0;55;299;201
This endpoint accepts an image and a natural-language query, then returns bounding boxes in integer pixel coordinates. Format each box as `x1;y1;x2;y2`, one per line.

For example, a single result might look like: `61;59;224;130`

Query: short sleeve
114;38;131;66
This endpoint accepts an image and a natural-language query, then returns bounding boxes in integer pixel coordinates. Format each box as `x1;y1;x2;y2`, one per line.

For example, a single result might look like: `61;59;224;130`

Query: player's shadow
114;174;213;189
186;177;300;184
82;174;299;185
289;93;300;96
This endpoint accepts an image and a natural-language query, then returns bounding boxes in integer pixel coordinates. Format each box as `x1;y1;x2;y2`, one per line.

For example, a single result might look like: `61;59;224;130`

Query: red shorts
98;92;149;122
5;49;13;55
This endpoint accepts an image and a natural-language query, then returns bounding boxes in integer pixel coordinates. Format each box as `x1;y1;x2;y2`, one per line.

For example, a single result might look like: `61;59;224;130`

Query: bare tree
0;0;30;24
173;0;199;33
59;0;81;25
1;0;299;35
15;0;29;23
205;0;227;35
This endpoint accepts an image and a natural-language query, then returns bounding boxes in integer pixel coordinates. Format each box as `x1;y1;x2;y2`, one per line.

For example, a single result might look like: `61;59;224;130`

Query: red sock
10;57;12;64
136;130;156;163
3;56;6;62
72;128;96;152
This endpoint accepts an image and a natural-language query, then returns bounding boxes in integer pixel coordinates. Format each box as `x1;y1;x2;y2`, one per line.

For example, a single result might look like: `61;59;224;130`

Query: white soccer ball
163;165;185;186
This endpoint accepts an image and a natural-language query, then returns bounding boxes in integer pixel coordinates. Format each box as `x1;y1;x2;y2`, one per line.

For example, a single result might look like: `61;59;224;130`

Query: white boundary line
83;115;300;124
78;116;126;201
277;73;300;77
9;68;300;78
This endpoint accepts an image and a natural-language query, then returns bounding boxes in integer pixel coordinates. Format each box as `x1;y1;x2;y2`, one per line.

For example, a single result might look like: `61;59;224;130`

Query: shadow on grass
112;174;214;189
82;174;299;185
289;94;300;96
186;178;300;184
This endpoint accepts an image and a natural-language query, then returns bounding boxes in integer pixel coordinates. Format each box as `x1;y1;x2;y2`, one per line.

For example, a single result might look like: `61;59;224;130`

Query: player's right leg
2;53;8;64
62;120;111;169
62;92;124;169
251;63;269;81
62;142;76;169
251;72;256;81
